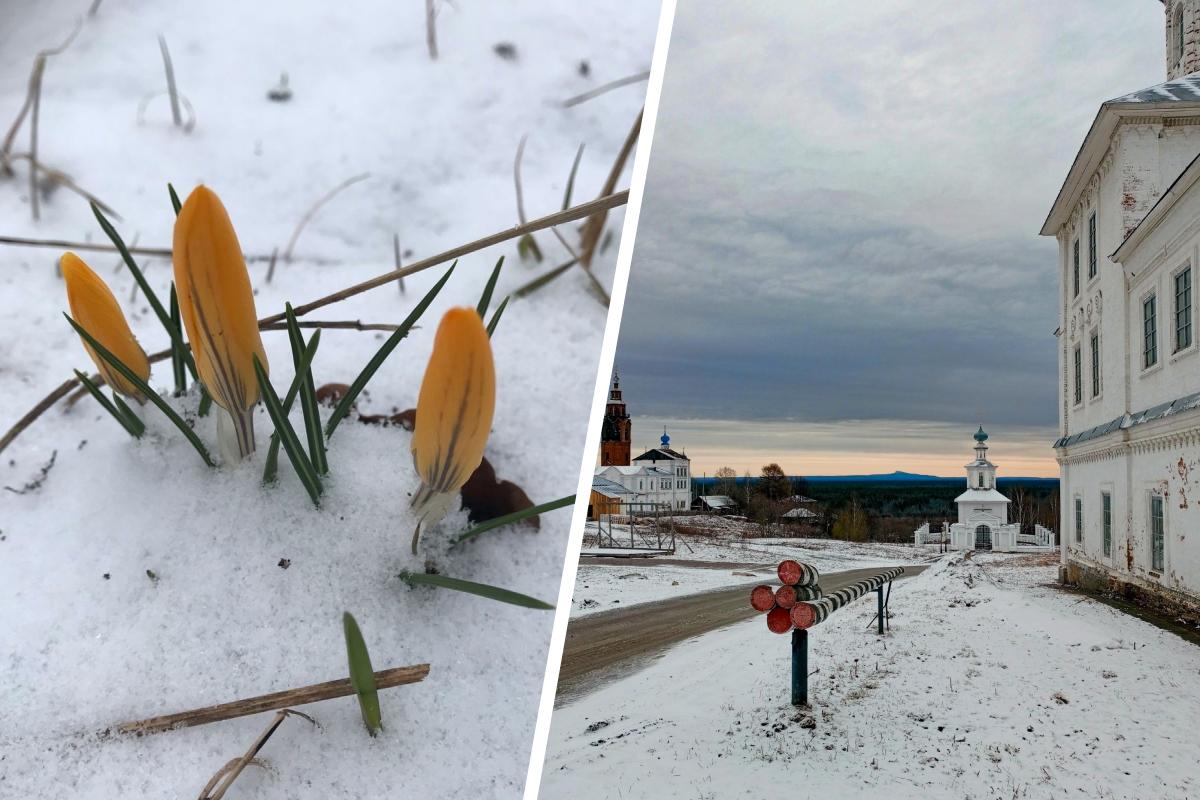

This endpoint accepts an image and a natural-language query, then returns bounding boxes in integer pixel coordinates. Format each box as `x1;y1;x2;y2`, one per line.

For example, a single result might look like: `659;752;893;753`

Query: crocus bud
410;307;496;552
61;251;150;400
173;186;267;460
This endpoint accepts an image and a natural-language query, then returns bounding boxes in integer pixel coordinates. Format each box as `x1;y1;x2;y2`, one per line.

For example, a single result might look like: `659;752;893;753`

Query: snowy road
557;564;928;705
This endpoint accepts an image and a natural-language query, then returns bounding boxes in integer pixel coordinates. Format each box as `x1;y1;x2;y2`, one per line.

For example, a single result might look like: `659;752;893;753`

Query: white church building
593;430;692;513
1042;0;1200;616
916;427;1052;552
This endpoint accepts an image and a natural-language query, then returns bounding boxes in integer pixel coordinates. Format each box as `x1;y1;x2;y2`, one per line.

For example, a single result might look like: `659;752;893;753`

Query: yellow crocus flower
61;251;150;400
410;307;496;552
173;186;267;461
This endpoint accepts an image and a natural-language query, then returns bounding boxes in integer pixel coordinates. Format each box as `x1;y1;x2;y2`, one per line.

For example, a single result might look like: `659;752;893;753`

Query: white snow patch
545;552;1200;799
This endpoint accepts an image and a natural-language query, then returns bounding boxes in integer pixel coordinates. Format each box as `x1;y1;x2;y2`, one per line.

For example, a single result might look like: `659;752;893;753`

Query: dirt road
556;564;927;705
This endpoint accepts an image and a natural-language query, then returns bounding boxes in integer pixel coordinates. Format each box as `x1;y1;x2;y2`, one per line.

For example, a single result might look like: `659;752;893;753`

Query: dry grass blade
260;319;401;332
562;70;650;108
578;108;641;278
425;0;439;60
261;190;627;325
5;154;121;219
198;709;314;800
0;235;298;263
115;663;429;734
393;233;405;294
283;173;370;262
0;19;81;174
513;134;529;224
198;758;270;800
157;35;183;128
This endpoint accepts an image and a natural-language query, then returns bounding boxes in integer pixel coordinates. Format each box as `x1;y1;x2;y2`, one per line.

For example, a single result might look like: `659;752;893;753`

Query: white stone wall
1055;121;1200;442
1060;432;1200;600
1061;164;1200;601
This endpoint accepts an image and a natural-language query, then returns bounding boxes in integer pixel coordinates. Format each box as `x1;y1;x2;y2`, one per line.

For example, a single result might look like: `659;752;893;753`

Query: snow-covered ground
544;552;1200;799
572;521;940;616
0;1;655;797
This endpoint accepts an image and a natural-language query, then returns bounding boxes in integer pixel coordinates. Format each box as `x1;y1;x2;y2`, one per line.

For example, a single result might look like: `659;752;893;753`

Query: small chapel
946;426;1021;551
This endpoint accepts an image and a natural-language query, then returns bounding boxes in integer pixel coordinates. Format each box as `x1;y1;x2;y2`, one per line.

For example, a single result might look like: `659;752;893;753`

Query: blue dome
660;429;670;448
973;425;988;443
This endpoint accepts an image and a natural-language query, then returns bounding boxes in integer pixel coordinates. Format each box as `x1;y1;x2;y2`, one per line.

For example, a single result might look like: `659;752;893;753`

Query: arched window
977;473;983;488
1176;4;1186;65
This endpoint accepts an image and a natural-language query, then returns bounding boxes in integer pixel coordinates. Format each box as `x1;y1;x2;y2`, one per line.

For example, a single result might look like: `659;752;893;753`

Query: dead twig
157;35;183;128
393;233;405;294
425;0;439;60
259;189;628;325
1;20;81;176
198;757;271;800
198;710;313;800
562;70;650;108
0;192;629;455
115;663;428;735
5;154;121;219
265;246;279;283
259;319;402;332
577;109;641;290
3;449;57;494
0;235;323;263
282;173;370;263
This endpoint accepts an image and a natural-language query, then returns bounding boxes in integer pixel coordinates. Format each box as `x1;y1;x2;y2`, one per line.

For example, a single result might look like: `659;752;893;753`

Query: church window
1176;4;1186;65
1144;294;1158;368
1175;267;1192;351
1150;494;1165;571
977;473;983;488
1102;493;1112;557
1072;240;1080;297
1087;214;1097;278
1073;346;1082;405
1090;333;1100;397
1074;497;1083;543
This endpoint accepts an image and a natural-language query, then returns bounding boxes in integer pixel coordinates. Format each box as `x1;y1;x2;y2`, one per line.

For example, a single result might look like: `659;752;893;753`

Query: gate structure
595;501;676;553
974;524;992;550
750;560;904;705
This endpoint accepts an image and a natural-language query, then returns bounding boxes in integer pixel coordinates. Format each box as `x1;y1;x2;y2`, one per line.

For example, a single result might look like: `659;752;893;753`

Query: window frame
1072;239;1080;298
1150;493;1165;572
1143;292;1159;370
1101;492;1112;558
1176;4;1186;66
1173;264;1193;354
1090;330;1101;398
1073;344;1083;406
1087;212;1097;280
1074;496;1083;544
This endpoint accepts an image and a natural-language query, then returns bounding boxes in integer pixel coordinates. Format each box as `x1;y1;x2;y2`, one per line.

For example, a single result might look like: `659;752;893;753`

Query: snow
572;521;940;616
0;1;656;796
544;552;1200;799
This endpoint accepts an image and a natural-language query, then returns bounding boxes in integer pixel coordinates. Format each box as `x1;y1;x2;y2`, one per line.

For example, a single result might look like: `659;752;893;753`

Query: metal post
791;627;808;706
876;587;884;635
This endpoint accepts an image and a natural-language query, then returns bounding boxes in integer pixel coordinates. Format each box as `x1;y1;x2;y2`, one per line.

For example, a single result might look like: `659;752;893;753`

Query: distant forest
692;473;1060;542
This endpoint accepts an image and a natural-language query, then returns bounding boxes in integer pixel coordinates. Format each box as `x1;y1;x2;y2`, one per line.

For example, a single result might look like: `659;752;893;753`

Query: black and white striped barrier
789;566;905;629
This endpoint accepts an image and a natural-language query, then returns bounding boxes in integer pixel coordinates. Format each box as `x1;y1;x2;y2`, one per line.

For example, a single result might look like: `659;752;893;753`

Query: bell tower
599;369;632;466
966;426;997;491
1165;1;1200;79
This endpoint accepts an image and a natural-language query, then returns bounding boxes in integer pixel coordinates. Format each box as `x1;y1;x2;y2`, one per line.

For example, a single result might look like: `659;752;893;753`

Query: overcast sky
615;0;1165;478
